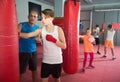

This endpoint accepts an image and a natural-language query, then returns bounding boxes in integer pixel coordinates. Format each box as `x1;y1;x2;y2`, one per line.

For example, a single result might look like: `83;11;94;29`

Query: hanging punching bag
0;0;19;82
112;23;118;30
53;17;64;29
102;23;106;29
63;0;80;74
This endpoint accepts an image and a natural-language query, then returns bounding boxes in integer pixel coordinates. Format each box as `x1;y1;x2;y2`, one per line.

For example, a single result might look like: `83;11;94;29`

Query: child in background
79;28;95;72
93;24;101;55
103;24;116;60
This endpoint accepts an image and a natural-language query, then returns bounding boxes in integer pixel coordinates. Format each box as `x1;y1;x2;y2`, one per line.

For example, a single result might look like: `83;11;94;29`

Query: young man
18;11;40;82
102;24;116;60
20;9;66;82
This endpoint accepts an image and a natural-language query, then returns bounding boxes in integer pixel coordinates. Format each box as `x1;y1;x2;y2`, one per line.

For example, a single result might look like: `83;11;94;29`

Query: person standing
40;9;66;82
102;24;116;60
18;11;39;82
93;24;101;54
79;20;84;34
79;28;95;72
20;9;66;82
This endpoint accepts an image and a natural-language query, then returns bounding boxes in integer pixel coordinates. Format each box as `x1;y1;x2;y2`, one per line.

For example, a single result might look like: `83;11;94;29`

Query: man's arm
18;23;22;35
19;28;41;39
18;23;42;38
36;33;42;43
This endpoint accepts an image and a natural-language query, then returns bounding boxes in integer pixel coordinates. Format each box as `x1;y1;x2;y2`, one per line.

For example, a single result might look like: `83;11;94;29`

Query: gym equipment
0;0;19;81
63;0;80;74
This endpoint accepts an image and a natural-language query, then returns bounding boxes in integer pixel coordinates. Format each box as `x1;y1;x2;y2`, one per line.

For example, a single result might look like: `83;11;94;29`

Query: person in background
18;11;40;82
93;24;101;55
79;20;84;34
102;24;116;60
79;21;84;43
20;9;67;82
79;28;95;73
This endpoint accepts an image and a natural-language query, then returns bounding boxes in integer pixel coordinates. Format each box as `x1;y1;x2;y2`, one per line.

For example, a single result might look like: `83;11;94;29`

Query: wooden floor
22;44;120;82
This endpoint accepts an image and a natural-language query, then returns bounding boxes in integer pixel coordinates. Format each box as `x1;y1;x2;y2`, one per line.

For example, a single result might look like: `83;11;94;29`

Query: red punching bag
112;23;118;30
63;0;80;74
53;17;64;29
102;23;106;29
0;0;19;82
118;23;120;30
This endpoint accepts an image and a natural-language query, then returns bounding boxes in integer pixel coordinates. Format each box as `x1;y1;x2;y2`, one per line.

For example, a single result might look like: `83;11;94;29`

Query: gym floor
22;44;120;82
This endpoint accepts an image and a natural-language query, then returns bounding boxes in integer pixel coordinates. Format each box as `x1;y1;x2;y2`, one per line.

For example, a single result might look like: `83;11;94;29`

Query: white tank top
41;26;62;64
106;30;115;41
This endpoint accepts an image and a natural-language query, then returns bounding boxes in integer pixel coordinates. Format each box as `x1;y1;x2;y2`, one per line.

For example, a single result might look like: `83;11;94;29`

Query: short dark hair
86;28;90;30
86;28;90;33
108;24;112;29
96;24;99;27
41;9;54;18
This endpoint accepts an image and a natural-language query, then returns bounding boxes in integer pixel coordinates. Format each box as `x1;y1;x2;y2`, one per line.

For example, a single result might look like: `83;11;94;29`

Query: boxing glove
46;34;57;43
88;36;95;43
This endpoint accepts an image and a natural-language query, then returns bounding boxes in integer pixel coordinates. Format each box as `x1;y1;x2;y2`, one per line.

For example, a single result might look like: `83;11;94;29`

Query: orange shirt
83;35;94;52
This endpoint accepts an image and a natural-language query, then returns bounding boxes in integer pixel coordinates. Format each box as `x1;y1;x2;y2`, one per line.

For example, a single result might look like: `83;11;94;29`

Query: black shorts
95;38;100;45
41;63;62;78
19;52;37;74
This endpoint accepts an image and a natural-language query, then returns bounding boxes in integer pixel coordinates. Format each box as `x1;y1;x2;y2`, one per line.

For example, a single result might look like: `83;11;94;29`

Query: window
29;2;41;21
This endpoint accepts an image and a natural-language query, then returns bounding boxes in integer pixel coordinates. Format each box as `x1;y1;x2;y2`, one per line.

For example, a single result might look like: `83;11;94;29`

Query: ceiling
39;0;120;10
81;0;120;5
81;0;120;10
43;0;120;5
43;0;54;4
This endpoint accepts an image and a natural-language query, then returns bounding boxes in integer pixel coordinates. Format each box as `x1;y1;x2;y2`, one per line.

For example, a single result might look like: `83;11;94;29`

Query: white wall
80;10;91;33
54;0;65;17
15;0;54;27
